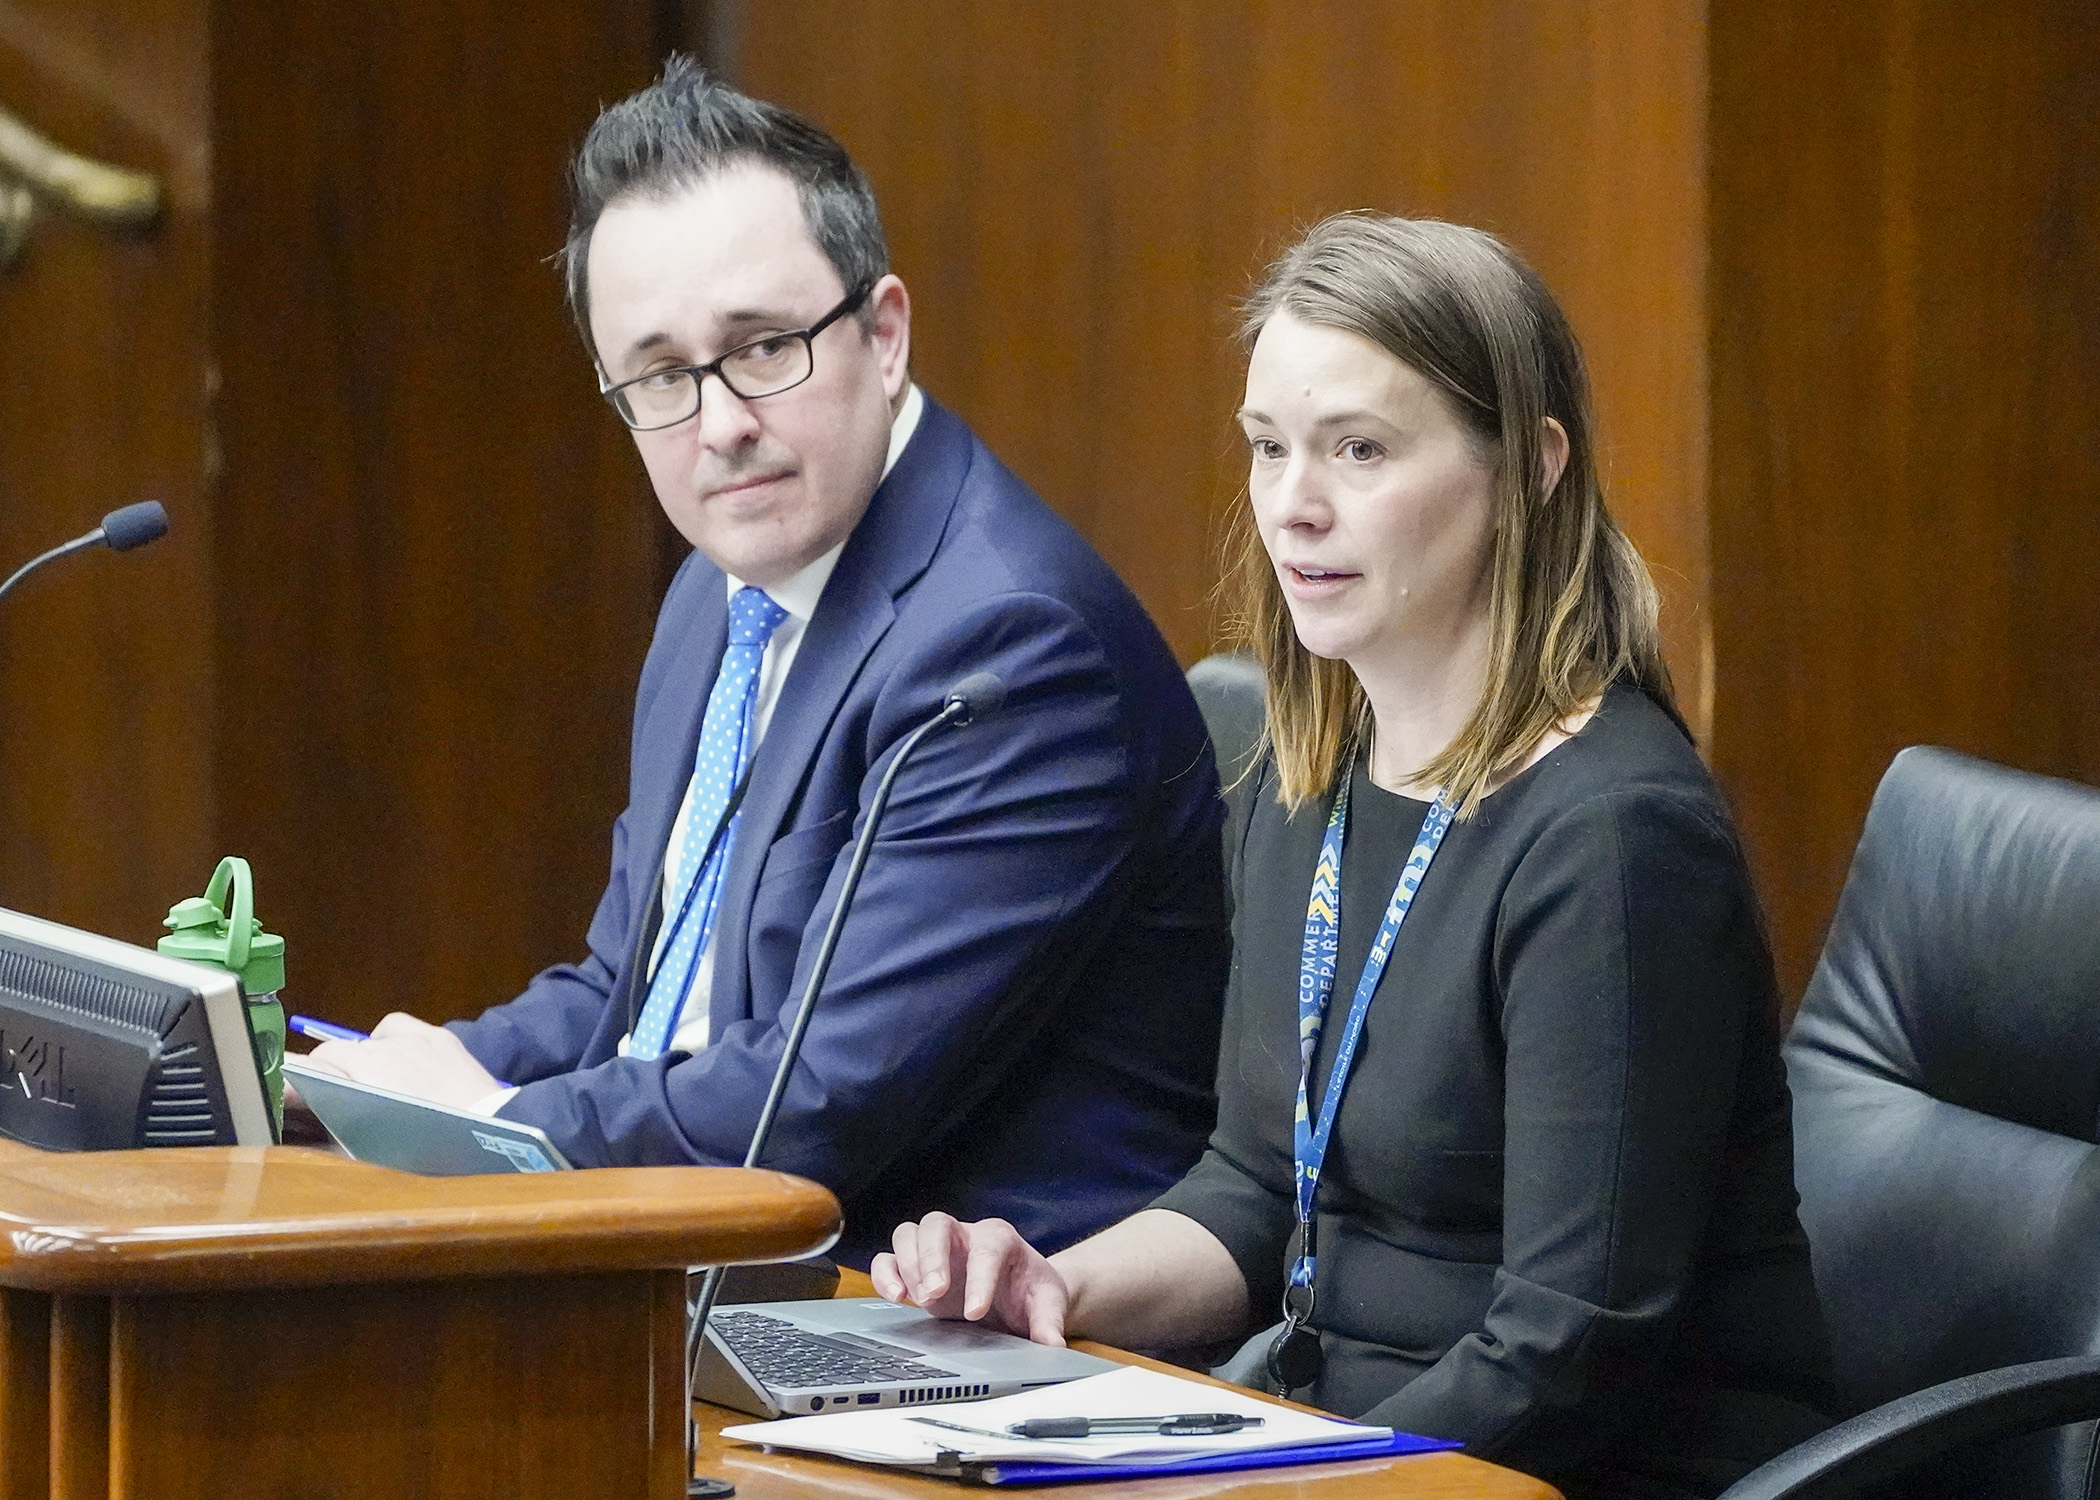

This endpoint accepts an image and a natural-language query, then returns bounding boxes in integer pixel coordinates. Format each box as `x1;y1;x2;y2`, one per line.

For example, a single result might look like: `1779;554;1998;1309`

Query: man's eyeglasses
599;279;875;432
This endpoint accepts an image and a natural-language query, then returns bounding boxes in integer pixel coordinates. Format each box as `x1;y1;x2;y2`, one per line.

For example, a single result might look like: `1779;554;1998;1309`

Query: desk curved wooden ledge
698;1271;1561;1500
0;1139;841;1500
0;1137;838;1292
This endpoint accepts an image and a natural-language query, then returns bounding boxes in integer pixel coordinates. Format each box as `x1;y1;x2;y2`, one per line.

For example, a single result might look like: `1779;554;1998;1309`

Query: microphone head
101;501;169;552
944;671;1007;726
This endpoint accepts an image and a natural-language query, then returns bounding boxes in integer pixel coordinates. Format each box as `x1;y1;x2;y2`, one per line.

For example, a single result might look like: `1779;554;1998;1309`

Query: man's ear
868;273;912;405
1541;416;1571;501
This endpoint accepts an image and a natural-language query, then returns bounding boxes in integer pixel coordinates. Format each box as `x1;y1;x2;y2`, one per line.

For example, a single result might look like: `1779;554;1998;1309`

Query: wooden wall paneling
1708;1;2100;997
736;1;1709;716
0;1288;49;1500
0;0;215;943
29;0;2087;1081
749;1;2100;1005
208;0;672;1027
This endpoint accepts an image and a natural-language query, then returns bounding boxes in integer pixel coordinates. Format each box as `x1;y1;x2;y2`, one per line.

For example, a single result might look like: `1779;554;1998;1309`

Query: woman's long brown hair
1221;213;1675;814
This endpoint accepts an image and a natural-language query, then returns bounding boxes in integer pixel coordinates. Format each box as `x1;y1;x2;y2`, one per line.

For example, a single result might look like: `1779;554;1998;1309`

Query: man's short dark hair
561;56;890;360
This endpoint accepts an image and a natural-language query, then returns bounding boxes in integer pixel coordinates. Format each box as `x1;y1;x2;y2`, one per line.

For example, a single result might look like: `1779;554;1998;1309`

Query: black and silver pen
1009;1413;1265;1438
909;1411;1266;1441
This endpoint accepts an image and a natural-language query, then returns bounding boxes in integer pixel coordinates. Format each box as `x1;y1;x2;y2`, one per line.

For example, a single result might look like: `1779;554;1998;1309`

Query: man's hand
301;1013;502;1110
871;1213;1070;1346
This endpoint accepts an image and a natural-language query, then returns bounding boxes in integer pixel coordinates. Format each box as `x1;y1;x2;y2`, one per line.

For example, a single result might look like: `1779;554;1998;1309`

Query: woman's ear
1540;417;1571;501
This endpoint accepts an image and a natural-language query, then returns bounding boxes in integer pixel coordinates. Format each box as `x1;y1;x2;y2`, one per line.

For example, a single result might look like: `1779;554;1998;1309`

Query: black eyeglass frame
598;277;877;431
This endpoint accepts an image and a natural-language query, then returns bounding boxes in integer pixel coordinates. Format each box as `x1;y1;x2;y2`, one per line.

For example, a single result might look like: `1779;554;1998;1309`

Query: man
307;60;1229;1265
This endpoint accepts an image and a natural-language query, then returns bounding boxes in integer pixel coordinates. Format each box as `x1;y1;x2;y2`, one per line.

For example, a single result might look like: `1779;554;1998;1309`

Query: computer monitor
0;906;273;1149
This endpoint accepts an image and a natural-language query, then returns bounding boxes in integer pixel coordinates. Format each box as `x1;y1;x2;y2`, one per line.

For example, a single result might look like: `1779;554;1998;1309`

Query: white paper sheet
721;1364;1389;1469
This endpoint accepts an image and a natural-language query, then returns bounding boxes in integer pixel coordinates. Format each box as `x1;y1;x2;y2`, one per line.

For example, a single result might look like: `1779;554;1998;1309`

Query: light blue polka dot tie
631;586;790;1061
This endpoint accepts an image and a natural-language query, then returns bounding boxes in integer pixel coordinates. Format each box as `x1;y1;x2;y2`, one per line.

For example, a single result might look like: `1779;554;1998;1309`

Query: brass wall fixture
0;105;163;272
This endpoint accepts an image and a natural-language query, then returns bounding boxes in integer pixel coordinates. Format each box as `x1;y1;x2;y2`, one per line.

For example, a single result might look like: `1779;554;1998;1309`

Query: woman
874;215;1833;1498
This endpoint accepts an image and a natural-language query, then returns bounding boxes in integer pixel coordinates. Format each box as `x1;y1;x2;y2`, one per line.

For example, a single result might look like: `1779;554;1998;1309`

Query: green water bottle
159;857;286;1142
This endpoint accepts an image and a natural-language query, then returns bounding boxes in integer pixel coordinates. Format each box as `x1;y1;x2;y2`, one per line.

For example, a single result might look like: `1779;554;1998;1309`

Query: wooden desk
695;1272;1560;1500
0;1139;839;1500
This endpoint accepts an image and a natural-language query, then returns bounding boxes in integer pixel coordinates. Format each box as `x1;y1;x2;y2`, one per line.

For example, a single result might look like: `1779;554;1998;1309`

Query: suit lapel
705;565;896;1033
706;397;976;1032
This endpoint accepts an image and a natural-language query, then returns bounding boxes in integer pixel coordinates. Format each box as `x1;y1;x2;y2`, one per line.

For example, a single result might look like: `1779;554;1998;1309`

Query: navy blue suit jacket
451;397;1229;1263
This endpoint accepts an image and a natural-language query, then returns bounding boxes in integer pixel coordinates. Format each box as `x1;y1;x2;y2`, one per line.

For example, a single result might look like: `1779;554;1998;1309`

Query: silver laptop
695;1296;1116;1419
282;1056;571;1174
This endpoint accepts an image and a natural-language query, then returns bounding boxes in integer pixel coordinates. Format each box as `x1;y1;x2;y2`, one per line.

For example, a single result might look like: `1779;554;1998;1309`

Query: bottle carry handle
202;855;255;976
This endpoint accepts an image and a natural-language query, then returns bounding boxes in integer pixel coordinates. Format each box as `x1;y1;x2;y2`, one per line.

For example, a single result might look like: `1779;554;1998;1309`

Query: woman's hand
875;1208;1249;1354
871;1212;1072;1346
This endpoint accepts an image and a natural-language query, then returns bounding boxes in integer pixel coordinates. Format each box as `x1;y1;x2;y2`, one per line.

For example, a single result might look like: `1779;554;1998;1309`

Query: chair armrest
1719;1355;2100;1500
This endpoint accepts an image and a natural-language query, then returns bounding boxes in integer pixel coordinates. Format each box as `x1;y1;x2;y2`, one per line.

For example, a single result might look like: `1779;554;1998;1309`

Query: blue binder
947;1429;1461;1485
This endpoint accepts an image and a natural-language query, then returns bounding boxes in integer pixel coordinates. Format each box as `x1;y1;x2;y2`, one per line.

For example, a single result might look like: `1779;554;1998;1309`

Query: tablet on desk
282;1056;571;1174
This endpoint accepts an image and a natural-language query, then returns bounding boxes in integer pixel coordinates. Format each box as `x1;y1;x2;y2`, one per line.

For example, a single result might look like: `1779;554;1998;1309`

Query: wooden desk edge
0;1143;841;1291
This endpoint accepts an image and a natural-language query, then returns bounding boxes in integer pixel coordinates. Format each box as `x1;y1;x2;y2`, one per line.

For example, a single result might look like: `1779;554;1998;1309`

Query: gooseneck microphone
0;501;170;607
99;501;171;552
732;670;1005;1172
941;670;1006;725
684;670;1008;1491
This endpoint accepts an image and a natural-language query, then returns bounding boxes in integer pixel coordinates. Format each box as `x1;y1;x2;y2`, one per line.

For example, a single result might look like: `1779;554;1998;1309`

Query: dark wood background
3;0;673;1024
737;0;1711;709
2;1;2093;1023
1707;1;2100;997
0;0;217;955
205;0;668;1022
743;0;2100;1003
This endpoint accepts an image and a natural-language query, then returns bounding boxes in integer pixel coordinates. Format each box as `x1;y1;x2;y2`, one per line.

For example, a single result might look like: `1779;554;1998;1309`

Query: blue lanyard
1288;773;1457;1293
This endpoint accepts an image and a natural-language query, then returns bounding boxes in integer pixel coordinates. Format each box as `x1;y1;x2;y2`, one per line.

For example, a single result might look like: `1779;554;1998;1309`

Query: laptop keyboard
712;1311;959;1389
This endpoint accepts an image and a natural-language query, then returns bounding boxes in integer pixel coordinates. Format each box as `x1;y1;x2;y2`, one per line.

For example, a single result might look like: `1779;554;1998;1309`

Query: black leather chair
1186;651;1266;782
1722;747;2100;1499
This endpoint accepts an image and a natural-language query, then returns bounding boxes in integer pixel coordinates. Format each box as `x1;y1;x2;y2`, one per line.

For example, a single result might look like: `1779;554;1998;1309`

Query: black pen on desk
1009;1413;1265;1439
908;1413;1263;1442
909;1417;1008;1441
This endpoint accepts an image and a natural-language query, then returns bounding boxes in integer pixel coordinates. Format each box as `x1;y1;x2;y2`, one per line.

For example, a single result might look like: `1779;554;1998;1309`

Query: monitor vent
141;1046;223;1145
0;948;175;1034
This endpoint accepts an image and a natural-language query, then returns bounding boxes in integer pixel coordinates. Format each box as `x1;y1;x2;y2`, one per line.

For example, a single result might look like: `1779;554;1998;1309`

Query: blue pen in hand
288;1015;368;1044
287;1015;514;1091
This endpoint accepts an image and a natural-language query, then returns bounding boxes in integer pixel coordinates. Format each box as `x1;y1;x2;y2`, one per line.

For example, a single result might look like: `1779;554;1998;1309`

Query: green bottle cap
158;856;286;994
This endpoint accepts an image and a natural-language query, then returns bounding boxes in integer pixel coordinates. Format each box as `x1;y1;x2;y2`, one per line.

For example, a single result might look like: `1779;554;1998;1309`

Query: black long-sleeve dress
1153;683;1833;1498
